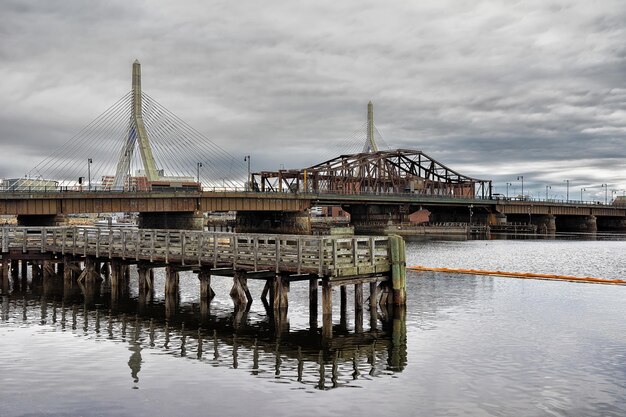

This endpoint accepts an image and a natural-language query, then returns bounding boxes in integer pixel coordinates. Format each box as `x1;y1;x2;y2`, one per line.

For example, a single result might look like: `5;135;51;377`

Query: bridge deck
0;226;392;279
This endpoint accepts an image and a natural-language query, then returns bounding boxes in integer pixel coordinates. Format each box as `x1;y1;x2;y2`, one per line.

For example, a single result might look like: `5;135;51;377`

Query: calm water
1;235;626;417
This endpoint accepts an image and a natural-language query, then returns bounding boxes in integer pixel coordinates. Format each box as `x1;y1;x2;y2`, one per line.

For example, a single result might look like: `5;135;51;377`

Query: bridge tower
364;101;379;153
132;60;160;181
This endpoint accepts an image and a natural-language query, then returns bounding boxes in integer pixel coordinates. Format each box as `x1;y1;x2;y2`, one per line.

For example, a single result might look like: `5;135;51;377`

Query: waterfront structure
0;226;407;337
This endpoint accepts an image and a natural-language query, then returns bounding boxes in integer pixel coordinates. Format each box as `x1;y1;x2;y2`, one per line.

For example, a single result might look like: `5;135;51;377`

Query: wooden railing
0;226;392;278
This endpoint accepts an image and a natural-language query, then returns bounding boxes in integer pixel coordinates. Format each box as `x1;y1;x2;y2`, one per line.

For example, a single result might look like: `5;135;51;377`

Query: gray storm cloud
0;0;625;199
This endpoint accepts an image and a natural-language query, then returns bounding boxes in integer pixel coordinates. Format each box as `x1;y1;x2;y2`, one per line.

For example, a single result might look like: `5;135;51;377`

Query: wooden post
165;266;179;297
339;285;347;331
138;264;150;294
273;274;289;311
1;258;8;293
78;256;100;284
230;271;248;306
321;279;332;340
309;277;318;328
199;267;214;300
389;235;406;306
110;259;123;300
370;281;378;330
21;260;28;280
355;282;363;333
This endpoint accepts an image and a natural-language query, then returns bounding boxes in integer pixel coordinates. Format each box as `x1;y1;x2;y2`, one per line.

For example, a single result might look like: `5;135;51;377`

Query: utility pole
564;179;569;202
545;185;551;201
88;158;93;191
580;188;586;201
197;162;203;189
506;182;512;199
244;156;251;191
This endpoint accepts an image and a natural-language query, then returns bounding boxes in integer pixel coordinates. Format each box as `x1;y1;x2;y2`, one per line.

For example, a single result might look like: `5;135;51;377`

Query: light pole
506;182;512;199
244;155;251;192
196;162;203;188
517;176;524;200
545;185;551;201
564;179;569;202
580;187;586;202
87;158;93;191
601;183;608;204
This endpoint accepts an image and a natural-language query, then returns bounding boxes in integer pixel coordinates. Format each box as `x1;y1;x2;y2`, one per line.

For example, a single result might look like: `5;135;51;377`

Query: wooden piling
389;235;406;305
355;282;363;333
272;274;289;310
198;267;214;300
321;279;332;339
230;271;248;306
309;277;318;328
165;266;179;296
1;258;8;292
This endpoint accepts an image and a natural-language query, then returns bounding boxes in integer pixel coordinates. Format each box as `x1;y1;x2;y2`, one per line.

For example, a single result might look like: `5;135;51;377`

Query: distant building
2;178;59;192
613;196;626;207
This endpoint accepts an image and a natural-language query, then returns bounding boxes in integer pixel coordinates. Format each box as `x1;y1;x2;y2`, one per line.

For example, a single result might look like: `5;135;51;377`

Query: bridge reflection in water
1;274;407;390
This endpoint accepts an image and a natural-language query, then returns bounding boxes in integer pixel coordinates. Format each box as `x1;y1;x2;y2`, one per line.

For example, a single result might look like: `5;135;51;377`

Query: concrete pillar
493;213;507;225
585;215;597;233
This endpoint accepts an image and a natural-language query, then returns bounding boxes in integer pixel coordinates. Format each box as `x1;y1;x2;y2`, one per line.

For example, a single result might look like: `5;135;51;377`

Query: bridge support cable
20;61;247;192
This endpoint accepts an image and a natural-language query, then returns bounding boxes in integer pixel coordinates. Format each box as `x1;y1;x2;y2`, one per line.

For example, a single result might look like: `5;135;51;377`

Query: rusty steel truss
253;149;492;198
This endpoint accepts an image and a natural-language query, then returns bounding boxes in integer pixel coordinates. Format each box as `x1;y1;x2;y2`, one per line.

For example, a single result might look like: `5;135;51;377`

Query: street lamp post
580;188;586;202
87;158;93;191
506;182;512;199
564;179;569;202
244;155;251;192
517;176;524;200
196;162;203;189
601;183;608;204
545;185;551;201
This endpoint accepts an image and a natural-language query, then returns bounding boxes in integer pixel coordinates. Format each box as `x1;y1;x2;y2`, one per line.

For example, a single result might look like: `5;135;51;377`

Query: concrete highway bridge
1;189;624;234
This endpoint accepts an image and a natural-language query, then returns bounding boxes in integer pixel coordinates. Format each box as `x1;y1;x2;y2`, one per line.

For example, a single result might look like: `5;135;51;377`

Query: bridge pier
533;214;556;235
236;211;311;234
138;211;204;230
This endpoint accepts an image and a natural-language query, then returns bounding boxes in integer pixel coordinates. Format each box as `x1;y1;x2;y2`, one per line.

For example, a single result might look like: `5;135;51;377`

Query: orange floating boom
408;266;626;286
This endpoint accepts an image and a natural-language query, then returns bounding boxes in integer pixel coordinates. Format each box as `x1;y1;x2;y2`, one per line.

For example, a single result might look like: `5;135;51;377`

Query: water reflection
1;278;407;390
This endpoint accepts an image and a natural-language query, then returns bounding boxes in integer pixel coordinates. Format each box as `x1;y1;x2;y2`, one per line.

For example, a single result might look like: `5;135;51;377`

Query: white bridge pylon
113;60;194;189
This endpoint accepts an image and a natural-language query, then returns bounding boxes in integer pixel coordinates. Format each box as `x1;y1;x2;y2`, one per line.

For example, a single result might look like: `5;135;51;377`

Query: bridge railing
0;226;391;278
0;186;621;207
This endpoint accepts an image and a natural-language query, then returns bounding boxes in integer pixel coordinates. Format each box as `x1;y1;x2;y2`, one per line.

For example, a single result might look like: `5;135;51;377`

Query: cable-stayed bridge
1;61;625;234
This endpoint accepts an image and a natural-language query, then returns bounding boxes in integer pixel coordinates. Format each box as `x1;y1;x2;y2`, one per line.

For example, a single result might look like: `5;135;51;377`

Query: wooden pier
0;226;406;338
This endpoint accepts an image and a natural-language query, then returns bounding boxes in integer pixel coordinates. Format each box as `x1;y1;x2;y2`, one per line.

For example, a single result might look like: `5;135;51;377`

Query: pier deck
0;226;406;339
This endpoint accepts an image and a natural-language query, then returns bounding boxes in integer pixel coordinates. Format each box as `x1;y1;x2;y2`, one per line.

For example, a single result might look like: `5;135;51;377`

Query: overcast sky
1;0;625;199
